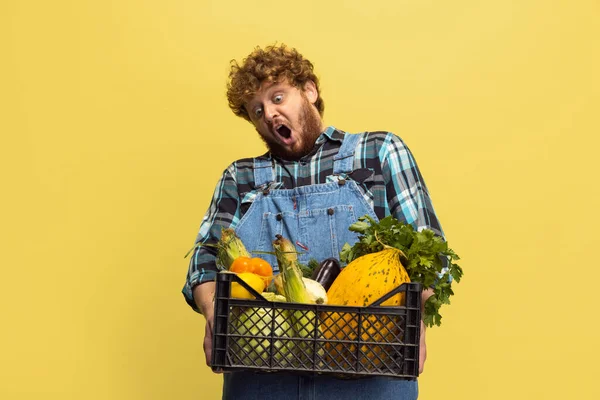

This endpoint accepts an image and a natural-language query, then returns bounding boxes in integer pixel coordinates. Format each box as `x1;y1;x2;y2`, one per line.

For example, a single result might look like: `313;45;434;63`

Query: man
183;44;443;399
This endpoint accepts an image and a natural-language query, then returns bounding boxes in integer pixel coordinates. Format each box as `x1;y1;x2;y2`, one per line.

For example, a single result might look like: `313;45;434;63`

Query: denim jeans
223;371;418;400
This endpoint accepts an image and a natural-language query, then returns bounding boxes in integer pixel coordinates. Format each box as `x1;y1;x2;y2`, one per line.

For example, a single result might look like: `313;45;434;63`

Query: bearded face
245;80;324;161
256;95;323;160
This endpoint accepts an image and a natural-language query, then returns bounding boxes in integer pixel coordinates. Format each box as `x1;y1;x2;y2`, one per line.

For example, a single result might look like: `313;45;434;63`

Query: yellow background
2;0;599;399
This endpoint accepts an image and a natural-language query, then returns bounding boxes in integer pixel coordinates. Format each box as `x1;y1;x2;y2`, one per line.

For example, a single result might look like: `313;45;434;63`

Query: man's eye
254;108;263;118
273;95;283;104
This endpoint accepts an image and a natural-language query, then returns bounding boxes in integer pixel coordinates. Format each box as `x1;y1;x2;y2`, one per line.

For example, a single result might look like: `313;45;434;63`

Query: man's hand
202;305;215;367
419;319;427;374
419;288;434;374
193;282;217;368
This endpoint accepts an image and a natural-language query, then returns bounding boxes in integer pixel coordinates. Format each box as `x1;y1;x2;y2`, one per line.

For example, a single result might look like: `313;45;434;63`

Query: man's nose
264;105;278;124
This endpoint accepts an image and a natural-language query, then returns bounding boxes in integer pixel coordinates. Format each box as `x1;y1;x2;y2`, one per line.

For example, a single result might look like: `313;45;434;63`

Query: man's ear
303;80;319;105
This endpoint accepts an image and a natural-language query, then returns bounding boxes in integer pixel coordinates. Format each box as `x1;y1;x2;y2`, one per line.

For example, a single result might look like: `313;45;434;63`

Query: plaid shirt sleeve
182;163;240;313
379;133;445;238
379;132;451;281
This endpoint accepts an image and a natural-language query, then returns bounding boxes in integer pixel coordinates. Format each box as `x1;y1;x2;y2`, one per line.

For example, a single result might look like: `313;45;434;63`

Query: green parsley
298;258;320;278
340;215;463;328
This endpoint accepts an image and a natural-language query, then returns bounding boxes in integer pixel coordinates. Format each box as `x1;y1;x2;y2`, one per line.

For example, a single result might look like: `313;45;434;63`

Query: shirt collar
315;126;343;145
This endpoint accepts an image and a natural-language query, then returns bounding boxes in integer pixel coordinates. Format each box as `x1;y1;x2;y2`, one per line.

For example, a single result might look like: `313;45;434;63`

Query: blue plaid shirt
183;126;444;312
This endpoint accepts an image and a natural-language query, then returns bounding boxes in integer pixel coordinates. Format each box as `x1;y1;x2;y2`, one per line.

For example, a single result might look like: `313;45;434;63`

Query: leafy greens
340;215;463;328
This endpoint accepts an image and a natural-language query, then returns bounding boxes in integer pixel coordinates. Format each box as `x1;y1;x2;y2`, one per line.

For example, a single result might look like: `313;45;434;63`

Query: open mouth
275;124;292;139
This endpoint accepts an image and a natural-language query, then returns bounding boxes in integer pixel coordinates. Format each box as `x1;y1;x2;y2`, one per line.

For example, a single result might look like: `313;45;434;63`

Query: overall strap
253;157;275;187
333;133;362;174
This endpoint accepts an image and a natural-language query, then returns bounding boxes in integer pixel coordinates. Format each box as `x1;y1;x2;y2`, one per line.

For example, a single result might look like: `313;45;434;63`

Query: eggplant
311;257;341;291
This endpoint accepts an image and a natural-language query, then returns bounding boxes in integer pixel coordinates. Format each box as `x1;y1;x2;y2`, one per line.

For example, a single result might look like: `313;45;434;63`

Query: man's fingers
204;318;223;373
204;343;212;365
419;320;427;374
204;334;223;373
419;344;427;374
204;322;213;366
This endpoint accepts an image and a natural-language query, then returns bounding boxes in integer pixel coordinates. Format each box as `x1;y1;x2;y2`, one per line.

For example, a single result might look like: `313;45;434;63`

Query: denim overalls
226;133;418;400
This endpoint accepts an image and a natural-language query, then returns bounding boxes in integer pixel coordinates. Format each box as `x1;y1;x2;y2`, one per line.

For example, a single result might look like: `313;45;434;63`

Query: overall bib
226;134;418;400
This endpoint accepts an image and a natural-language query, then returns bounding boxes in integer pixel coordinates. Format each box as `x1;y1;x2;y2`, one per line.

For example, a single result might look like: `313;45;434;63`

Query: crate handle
367;282;422;307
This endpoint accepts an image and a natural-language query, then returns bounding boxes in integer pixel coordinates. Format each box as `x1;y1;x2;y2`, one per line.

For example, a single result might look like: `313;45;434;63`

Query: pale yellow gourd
323;247;411;369
327;248;410;307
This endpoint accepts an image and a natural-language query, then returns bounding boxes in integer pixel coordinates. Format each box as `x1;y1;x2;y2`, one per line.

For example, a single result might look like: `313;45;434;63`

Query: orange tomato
230;257;273;289
229;256;253;273
250;257;273;278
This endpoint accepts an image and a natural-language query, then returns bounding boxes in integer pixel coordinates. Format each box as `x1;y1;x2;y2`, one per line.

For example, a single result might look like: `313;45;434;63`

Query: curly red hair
226;44;325;121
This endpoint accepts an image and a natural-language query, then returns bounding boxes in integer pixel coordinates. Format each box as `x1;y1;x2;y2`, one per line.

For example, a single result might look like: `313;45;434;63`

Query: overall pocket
298;205;358;264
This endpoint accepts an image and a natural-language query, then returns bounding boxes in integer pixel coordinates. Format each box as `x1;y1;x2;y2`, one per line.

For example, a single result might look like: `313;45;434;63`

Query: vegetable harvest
220;232;325;367
185;228;275;299
229;272;266;299
234;293;293;365
273;274;328;304
215;228;252;270
311;258;341;291
324;246;412;367
230;256;274;287
327;248;410;307
272;234;312;304
272;235;323;363
202;214;462;375
340;215;463;327
184;227;252;271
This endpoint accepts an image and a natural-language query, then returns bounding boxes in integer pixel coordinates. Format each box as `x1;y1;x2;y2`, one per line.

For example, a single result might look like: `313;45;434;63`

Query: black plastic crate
211;272;422;379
